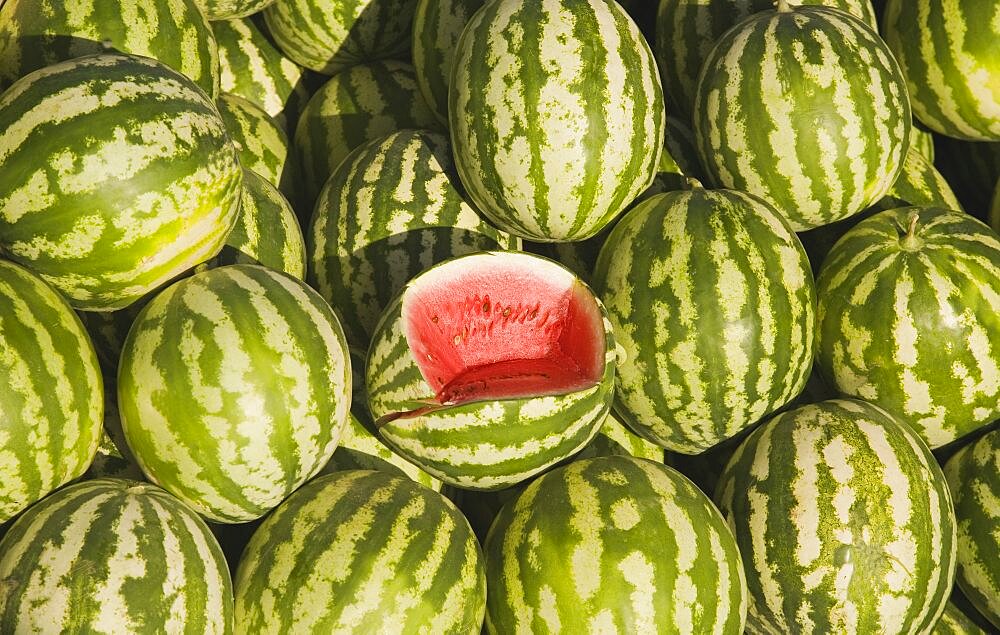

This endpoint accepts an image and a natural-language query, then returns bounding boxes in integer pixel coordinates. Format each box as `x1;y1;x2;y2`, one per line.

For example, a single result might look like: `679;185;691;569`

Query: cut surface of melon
401;253;605;406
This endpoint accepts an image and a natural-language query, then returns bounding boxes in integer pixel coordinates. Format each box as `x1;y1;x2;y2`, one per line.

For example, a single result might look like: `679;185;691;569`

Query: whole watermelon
716;399;957;633
0;259;103;523
485;455;747;634
0;53;243;311
449;0;664;241
118;264;351;523
0;478;233;633
592;186;816;454
816;207;1000;447
234;470;485;633
693;2;910;230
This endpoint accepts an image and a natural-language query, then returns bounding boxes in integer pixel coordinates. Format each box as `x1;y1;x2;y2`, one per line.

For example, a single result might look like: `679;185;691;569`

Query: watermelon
0;0;220;99
0;478;233;633
883;0;1000;141
263;0;416;75
592;186;816;454
412;0;484;125
307;129;517;347
934;599;989;634
912;124;936;162
798;145;963;273
196;0;276;20
234;470;485;633
655;0;878;119
716;398;957;633
0;260;103;523
943;429;1000;629
816;207;1000;448
83;380;143;482
484;455;747;633
449;0;664;242
212;169;306;279
211;15;312;133
0;53;243;311
117;264;351;523
217;93;289;189
293;60;441;210
693;1;910;231
366;251;617;490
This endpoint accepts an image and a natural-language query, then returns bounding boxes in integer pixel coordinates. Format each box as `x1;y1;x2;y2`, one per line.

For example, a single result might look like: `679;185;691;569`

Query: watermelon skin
211;16;312;134
0;478;233;634
308;129;517;348
196;0;276;19
883;0;1000;141
0;53;243;311
716;399;957;634
117;264;351;523
933;599;989;635
798;145;963;274
943;429;1000;629
0;260;103;523
816;207;1000;448
485;455;747;634
693;4;910;231
366;251;618;491
412;0;485;126
0;0;220;99
234;470;485;634
293;61;442;210
449;0;664;242
213;169;306;279
655;0;878;119
592;188;816;455
263;0;416;75
217;94;289;189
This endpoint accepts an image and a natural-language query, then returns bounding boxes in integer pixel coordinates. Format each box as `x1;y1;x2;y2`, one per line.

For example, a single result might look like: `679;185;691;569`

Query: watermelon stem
684;177;703;190
775;0;793;12
901;212;922;251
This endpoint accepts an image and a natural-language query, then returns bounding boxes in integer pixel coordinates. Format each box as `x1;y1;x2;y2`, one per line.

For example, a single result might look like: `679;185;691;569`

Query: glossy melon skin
716;399;957;634
0;53;243;311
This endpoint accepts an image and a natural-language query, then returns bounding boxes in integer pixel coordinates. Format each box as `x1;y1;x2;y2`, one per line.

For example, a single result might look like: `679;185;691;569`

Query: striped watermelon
0;0;220;99
943;429;1000;629
798;145;963;273
449;0;664;242
117;264;351;523
217;93;289;189
196;0;276;19
307;129;517;347
366;251;617;490
234;470;485;633
412;0;484;125
693;2;910;231
83;379;143;482
655;0;878;118
213;169;306;278
934;599;989;634
293;61;441;209
716;398;957;633
263;0;416;75
211;15;312;133
0;260;103;523
0;53;243;311
592;186;816;454
485;455;747;633
913;124;936;162
883;0;1000;141
0;478;233;633
816;207;1000;448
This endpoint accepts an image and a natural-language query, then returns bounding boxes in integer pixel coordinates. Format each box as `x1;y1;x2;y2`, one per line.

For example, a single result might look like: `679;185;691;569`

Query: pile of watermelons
0;0;997;632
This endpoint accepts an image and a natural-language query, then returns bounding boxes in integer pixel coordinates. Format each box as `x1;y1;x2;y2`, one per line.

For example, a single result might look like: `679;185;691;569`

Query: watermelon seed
502;307;511;317
453;334;461;344
483;299;490;313
431;315;439;323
